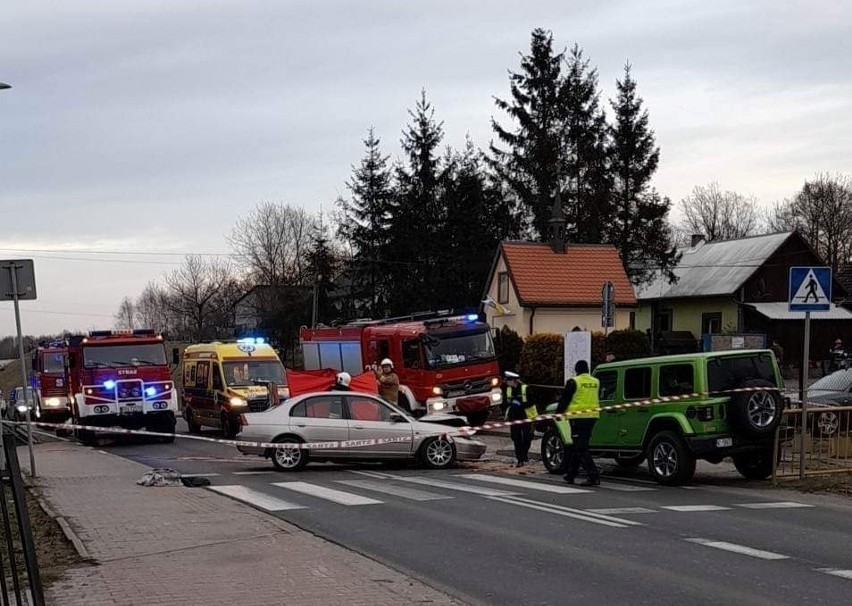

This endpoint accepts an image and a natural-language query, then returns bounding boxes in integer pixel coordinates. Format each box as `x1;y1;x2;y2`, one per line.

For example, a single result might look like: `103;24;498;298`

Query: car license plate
715;437;733;448
446;391;465;398
120;404;140;414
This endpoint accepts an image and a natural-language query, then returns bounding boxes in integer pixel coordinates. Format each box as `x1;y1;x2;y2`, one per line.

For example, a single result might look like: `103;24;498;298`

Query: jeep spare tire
727;378;782;438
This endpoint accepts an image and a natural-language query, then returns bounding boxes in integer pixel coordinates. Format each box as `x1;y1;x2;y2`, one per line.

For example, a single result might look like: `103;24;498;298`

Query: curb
24;478;94;563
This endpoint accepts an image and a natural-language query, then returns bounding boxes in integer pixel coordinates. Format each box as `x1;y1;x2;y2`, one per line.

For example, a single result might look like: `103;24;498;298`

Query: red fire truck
31;342;73;425
300;312;502;424
65;330;177;444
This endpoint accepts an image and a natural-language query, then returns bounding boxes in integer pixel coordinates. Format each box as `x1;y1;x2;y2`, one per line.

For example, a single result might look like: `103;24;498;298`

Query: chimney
548;191;567;253
690;234;705;247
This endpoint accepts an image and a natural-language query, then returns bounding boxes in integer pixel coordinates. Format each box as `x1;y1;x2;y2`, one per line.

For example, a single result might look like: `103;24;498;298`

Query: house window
497;272;510;304
656;310;672;332
702;312;723;335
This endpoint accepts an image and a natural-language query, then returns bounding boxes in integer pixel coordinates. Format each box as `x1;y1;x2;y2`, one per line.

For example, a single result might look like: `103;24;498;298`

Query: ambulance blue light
465;314;478;322
103;380;116;390
255;337;265;345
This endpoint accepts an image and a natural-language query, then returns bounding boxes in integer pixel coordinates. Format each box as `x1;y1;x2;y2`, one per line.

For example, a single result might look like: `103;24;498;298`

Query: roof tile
501;242;637;306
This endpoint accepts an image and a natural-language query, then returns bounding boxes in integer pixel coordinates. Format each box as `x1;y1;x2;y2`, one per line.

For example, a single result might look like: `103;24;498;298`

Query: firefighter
374;358;400;404
557;360;601;486
503;371;536;467
330;372;352;392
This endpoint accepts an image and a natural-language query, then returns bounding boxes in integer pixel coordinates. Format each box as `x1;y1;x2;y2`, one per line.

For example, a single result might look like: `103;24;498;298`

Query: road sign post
1;260;37;478
788;266;831;481
601;281;615;336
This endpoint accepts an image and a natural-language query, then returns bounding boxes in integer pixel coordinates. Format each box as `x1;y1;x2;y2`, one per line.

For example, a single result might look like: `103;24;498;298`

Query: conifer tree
305;213;339;324
607;64;679;284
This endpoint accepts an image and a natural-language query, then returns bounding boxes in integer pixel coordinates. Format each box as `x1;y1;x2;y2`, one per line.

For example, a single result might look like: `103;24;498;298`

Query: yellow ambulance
180;338;288;438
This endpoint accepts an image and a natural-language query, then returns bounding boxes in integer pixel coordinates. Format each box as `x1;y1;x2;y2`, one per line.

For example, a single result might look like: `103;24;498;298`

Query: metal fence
775;405;852;479
0;425;44;606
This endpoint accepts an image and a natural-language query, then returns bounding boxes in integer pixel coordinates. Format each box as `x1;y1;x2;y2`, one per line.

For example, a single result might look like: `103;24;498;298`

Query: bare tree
228;202;315;286
677;182;761;242
134;283;176;335
164;256;236;341
114;297;136;330
768;173;852;273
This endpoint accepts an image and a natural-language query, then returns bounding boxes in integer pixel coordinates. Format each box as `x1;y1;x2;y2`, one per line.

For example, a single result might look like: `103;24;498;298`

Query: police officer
503;371;537;467
557;360;600;486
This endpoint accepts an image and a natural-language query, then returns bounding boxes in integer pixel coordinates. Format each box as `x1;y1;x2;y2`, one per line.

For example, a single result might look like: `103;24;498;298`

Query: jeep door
617;366;654;446
591;370;620;445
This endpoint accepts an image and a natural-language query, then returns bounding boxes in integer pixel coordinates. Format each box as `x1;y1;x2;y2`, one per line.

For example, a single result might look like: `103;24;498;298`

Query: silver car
236;390;486;471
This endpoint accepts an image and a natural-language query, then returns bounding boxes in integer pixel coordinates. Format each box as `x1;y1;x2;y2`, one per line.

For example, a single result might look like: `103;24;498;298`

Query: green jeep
539;350;784;486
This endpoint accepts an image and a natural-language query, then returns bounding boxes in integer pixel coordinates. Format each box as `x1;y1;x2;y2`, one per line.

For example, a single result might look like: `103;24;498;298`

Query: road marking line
735;502;815;509
678;486;701;490
208;485;306;511
489;496;630;528
394;476;520;497
348;469;397;480
686;538;789;560
272;481;383;506
662;505;731;512
601;475;659;486
455;474;591;494
181;473;220;477
586;507;658;515
335;479;452;501
501;495;643;526
816;568;852;580
232;471;275;476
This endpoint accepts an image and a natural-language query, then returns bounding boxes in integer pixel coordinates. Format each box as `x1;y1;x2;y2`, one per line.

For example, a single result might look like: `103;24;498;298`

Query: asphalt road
97;421;852;606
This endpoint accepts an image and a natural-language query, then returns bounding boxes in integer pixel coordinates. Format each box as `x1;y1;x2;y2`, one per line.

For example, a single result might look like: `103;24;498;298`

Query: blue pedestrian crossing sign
789;266;832;312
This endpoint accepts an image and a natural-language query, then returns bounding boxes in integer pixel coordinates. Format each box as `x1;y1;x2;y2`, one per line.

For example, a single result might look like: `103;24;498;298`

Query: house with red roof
481;239;638;337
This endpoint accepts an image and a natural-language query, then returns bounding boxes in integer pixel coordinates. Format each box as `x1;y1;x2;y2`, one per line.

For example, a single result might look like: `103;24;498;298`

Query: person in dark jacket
503;371;534;467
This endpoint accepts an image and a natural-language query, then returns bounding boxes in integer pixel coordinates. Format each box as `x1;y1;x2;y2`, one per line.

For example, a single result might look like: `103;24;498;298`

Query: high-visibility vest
569;373;600;419
506;383;537;420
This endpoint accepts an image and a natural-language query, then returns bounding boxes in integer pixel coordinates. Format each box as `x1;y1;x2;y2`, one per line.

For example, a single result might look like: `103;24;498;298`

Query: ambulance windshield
223;361;287;387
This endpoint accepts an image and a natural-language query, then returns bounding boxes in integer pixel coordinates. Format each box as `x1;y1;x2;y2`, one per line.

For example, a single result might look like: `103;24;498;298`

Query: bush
606;329;651;361
519;333;564;410
494;326;524;374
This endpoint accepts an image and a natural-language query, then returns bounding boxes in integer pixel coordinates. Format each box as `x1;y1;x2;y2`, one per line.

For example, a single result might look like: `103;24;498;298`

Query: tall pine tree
560;45;612;244
606;63;679;284
337;127;394;317
387;90;446;314
305;212;339;324
491;28;565;238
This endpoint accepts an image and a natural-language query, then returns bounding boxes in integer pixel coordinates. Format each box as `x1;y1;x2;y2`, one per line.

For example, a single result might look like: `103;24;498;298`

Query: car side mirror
172;348;180;366
389;412;406;423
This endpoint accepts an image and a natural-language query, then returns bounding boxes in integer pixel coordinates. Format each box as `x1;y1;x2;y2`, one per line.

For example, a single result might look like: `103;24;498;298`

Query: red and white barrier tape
0;419;418;451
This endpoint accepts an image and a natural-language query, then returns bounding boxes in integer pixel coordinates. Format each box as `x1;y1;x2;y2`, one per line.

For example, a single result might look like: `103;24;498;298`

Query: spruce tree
560;45;612;243
337;127;394;317
607;63;679;284
387;90;445;314
491;28;565;238
305;213;339;324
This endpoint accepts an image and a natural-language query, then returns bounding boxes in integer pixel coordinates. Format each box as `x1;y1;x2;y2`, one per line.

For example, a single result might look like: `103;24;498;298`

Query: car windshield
83;344;168;368
422;329;496;369
707;354;777;393
809;369;852;394
42;353;66;373
223;360;286;387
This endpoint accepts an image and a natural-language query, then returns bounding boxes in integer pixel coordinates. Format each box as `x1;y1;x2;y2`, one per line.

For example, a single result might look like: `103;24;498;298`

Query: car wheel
271;435;308;471
646;431;695;486
220;412;238;440
732;449;774;480
465;410;488;427
614;453;646;468
419;437;456;469
816;411;839;437
727;379;782;438
541;426;566;475
185;407;202;434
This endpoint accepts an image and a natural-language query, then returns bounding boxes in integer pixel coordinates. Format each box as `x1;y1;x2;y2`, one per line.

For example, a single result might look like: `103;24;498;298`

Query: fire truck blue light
103;380;116;390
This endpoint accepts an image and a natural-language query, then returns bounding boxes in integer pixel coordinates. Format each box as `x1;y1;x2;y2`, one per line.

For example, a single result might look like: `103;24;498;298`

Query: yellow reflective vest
569;373;600;419
505;384;537;420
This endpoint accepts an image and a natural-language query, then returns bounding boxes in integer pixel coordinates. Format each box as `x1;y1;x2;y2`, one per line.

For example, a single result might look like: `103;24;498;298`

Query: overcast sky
1;0;851;337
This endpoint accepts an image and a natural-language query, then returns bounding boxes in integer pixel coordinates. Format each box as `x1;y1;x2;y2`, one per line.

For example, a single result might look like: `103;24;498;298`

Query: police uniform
504;372;536;467
557;367;600;485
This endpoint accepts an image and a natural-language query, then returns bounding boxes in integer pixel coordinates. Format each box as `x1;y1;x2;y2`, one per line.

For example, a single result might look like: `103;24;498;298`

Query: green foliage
605;330;652;362
494;326;524;374
591;332;608;367
519;333;564;409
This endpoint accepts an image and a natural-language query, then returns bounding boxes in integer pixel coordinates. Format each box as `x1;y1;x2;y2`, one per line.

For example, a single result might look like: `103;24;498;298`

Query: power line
0;247;233;257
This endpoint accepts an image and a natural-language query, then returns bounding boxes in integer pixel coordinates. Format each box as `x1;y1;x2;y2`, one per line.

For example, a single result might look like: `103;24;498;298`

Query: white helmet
336;372;352;387
380;358;394;368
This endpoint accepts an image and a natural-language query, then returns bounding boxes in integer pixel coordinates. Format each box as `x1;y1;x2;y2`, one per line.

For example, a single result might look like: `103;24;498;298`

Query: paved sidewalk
21;442;464;606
